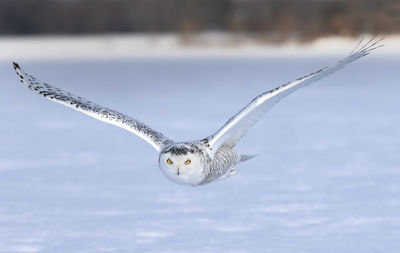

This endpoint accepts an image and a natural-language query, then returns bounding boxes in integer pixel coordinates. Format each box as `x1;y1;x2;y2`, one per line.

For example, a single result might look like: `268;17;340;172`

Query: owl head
159;144;205;186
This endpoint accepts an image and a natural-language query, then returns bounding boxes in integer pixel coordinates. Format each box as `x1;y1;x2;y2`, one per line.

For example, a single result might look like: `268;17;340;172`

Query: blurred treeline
0;0;398;40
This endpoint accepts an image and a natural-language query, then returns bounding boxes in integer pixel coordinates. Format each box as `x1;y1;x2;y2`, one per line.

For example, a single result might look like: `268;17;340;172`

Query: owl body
158;141;241;186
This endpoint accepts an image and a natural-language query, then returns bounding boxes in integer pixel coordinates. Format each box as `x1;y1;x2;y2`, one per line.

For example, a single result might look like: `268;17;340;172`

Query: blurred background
0;1;399;253
1;0;399;60
0;0;399;40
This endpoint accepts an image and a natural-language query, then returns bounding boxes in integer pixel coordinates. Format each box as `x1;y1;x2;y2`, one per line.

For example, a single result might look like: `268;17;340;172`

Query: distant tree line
0;0;398;40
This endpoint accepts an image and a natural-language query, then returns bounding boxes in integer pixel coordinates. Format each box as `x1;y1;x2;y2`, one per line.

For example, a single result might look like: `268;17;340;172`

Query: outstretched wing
13;63;173;152
205;37;383;157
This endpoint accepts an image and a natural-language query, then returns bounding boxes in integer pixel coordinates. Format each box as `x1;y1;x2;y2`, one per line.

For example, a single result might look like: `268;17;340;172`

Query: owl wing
13;63;173;152
205;37;383;157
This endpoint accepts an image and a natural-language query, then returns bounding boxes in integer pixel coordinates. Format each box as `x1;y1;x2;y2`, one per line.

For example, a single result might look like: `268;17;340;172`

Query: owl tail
240;154;257;162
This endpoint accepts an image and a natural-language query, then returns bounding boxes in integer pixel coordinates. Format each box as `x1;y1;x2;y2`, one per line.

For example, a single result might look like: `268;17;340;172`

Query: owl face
159;145;205;186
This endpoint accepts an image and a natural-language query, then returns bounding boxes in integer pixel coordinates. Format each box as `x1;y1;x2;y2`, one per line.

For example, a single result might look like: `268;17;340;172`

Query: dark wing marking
13;63;173;152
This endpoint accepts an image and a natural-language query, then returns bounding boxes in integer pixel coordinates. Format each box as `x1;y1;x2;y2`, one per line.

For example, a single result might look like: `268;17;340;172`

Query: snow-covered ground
1;33;400;60
0;36;399;252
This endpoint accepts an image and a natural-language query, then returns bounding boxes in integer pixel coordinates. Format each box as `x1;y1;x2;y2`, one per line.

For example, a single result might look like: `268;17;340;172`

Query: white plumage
13;38;383;186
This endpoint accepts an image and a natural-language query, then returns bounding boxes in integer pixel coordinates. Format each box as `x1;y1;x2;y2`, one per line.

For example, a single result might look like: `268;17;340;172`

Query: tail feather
240;154;257;162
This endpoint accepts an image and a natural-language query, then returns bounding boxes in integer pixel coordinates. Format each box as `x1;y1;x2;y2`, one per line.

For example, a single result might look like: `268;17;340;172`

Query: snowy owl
13;38;382;186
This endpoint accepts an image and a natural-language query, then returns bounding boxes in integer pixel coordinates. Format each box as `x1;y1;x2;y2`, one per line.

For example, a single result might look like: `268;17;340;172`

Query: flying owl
13;38;382;186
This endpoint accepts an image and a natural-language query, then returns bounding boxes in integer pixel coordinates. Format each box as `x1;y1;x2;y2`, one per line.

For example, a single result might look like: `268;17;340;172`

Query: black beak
177;168;180;175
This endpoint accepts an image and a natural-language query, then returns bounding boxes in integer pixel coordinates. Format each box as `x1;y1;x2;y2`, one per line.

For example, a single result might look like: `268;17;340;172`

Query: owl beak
177;168;180;175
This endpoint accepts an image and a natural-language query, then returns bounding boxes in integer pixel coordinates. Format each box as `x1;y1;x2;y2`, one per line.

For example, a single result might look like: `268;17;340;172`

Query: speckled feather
200;146;240;185
13;62;173;152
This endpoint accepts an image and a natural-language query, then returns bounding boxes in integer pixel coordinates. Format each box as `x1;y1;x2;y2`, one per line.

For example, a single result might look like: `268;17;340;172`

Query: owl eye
167;159;173;165
184;159;191;165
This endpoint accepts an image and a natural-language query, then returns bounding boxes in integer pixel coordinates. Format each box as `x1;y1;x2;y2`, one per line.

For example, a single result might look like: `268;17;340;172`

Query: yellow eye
184;159;191;165
167;159;173;165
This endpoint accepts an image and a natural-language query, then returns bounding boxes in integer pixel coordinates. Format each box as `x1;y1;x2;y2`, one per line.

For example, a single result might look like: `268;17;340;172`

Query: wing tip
12;61;26;84
13;61;21;70
355;36;384;56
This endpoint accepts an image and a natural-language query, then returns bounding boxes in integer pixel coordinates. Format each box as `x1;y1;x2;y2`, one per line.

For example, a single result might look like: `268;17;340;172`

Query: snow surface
1;34;400;60
0;38;399;252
